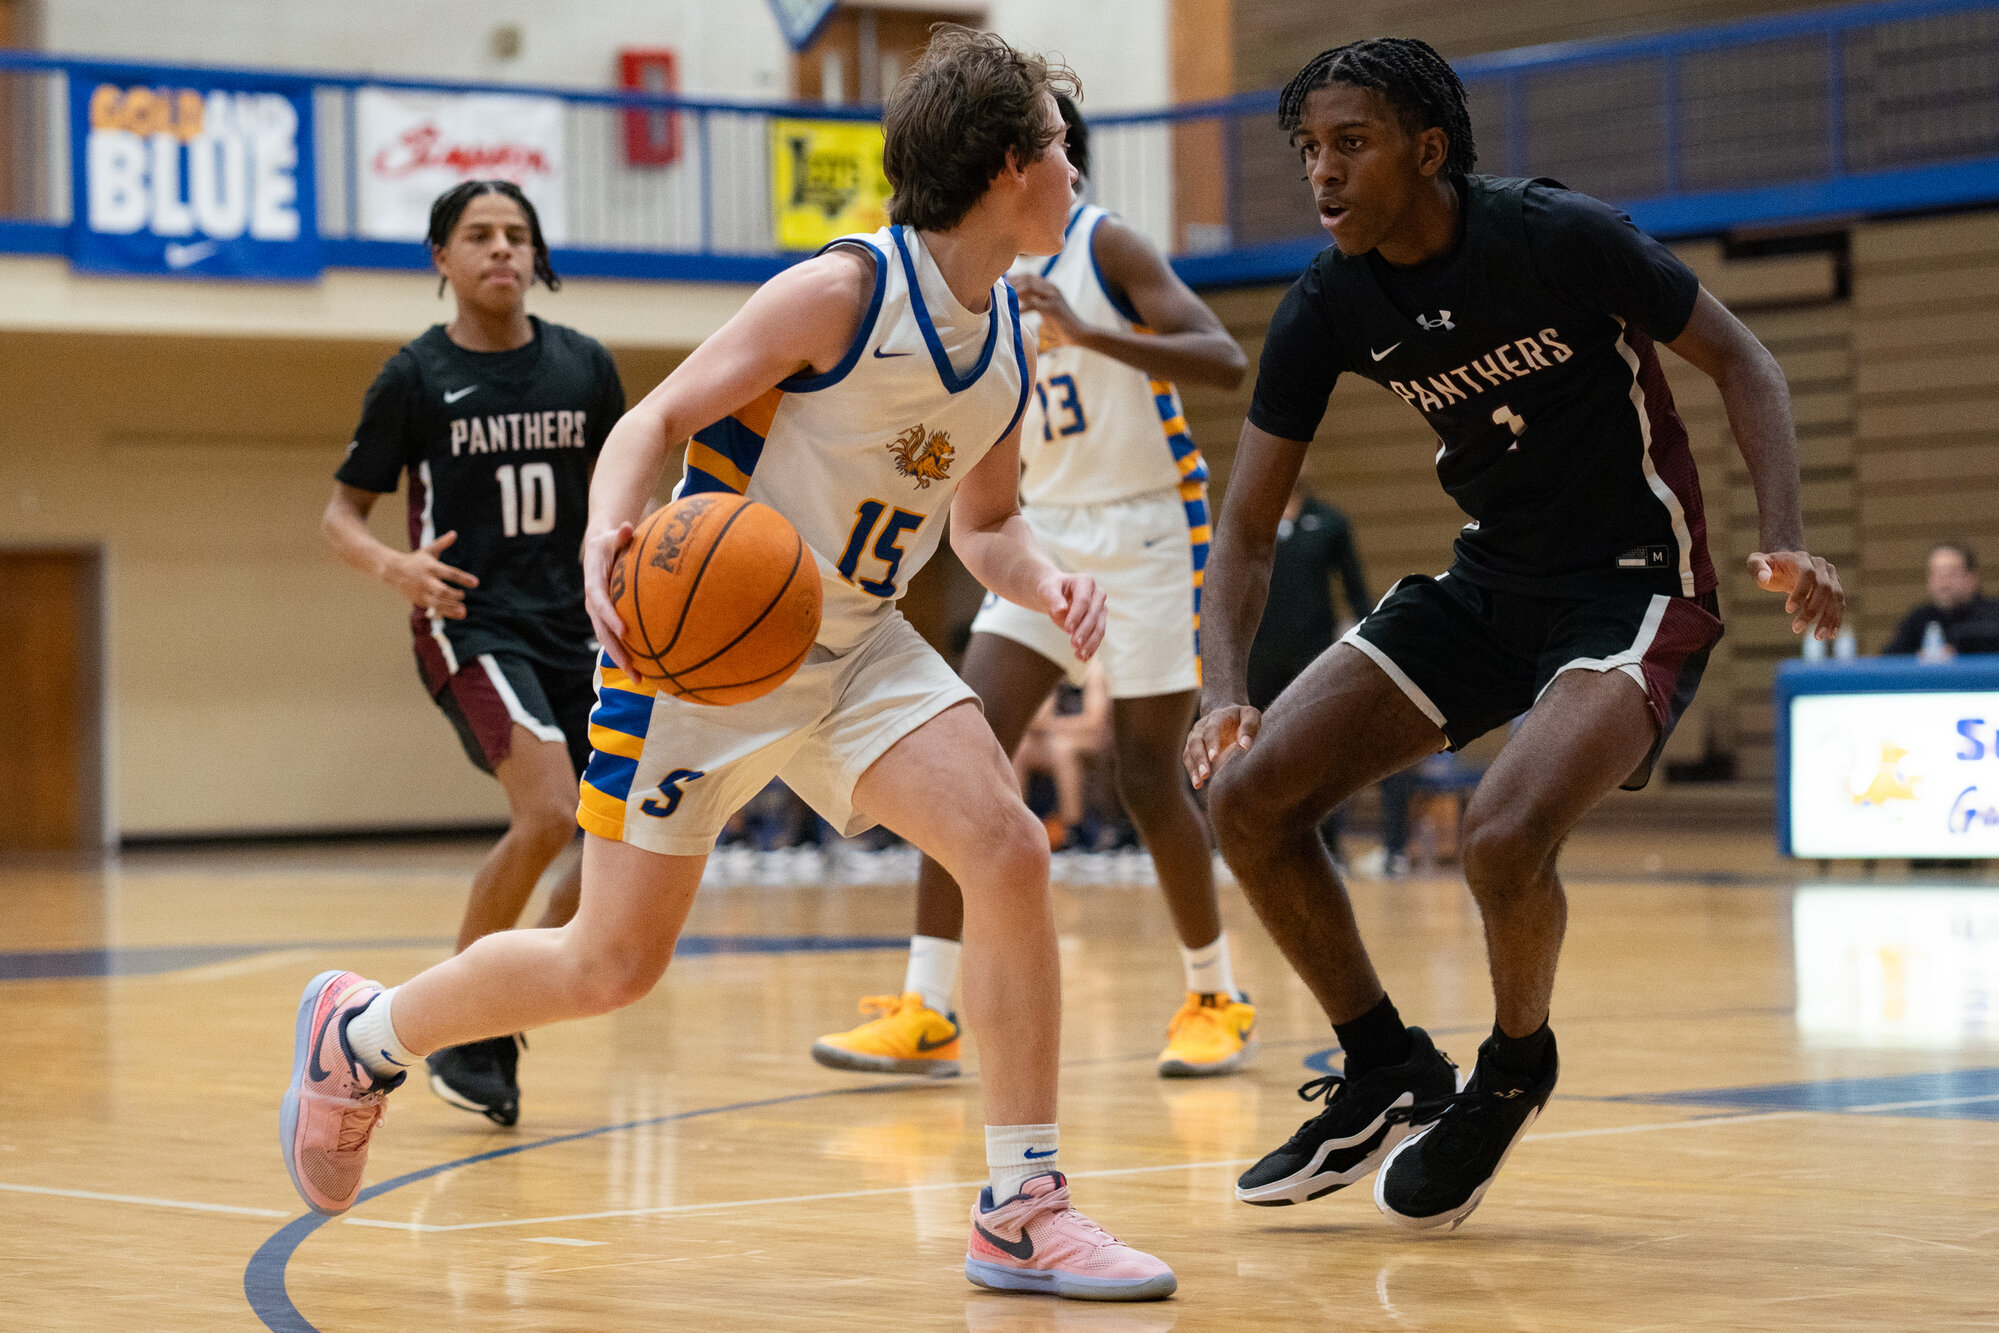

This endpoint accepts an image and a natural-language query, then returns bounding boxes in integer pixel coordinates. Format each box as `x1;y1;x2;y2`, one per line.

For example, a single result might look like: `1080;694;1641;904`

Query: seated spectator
1883;542;1999;657
1014;661;1111;850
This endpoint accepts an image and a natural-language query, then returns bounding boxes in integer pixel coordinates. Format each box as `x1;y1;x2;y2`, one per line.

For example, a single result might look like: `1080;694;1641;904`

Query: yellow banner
769;118;891;251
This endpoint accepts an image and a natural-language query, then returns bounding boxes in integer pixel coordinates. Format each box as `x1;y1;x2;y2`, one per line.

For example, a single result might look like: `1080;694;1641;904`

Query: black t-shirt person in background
319;181;623;1128
1183;38;1843;1227
1247;483;1369;710
1882;541;1999;656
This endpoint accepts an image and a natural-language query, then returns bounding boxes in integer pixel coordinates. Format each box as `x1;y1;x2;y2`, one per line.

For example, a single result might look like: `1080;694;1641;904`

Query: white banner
1789;690;1999;857
355;87;567;244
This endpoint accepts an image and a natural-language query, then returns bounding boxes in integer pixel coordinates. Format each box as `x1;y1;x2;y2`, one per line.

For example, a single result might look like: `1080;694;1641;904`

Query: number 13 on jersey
836;500;925;598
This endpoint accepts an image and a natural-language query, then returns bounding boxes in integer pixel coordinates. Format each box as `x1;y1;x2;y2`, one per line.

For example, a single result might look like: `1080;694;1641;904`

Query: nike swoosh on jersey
1370;343;1402;362
443;385;480;403
871;348;915;359
975;1220;1035;1261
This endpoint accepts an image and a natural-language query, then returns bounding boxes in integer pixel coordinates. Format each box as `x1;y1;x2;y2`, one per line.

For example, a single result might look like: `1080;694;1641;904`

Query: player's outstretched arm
1185;423;1308;788
1013;216;1245;388
321;481;479;619
950;345;1108;661
581;248;875;667
1667;287;1844;639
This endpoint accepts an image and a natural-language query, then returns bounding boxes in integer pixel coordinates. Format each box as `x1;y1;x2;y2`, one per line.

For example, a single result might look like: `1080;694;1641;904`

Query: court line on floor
0;1180;290;1218
343;1157;1265;1233
339;1105;1854;1239
243;1082;926;1333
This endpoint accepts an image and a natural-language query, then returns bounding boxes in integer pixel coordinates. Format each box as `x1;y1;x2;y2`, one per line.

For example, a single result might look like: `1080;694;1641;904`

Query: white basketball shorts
969;485;1206;699
576;613;976;855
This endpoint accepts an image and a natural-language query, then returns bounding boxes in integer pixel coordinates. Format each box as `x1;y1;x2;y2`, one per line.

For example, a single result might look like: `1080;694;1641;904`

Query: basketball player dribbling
283;28;1175;1301
322;180;624;1127
813;93;1259;1083
1185;39;1842;1229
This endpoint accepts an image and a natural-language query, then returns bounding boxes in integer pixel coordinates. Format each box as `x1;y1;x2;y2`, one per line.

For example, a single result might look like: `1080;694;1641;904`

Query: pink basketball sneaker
965;1172;1177;1301
280;969;404;1216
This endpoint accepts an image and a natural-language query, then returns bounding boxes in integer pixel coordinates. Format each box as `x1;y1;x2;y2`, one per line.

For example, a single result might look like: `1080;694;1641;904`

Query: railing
2;0;1996;289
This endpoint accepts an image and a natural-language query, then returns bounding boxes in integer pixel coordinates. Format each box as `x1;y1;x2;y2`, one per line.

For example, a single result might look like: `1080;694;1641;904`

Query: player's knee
1460;810;1555;901
1206;761;1273;857
568;936;671;1014
513;801;577;860
1111;739;1187;824
971;806;1051;902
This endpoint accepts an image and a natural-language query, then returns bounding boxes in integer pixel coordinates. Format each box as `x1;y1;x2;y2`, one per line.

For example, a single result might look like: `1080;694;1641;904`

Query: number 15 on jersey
836;500;924;599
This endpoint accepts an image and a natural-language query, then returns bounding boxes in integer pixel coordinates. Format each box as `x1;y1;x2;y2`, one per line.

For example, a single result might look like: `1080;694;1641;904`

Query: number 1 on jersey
836;499;925;598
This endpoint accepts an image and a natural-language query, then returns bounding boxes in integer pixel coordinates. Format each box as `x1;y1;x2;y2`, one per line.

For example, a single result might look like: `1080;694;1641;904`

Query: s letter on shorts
67;66;323;280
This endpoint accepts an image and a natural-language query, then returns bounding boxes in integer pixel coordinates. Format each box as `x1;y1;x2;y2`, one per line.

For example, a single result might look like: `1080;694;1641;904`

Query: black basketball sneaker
426;1033;526;1127
1235;1027;1459;1206
1375;1030;1559;1230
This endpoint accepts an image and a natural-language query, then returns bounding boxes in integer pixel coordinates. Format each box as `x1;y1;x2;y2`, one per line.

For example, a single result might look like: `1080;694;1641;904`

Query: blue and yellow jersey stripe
1150;377;1211;684
682;388;785;496
577;654;660;841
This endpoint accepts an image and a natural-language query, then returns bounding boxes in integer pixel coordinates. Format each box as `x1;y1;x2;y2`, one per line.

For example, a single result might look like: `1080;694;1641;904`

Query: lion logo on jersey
887;424;954;489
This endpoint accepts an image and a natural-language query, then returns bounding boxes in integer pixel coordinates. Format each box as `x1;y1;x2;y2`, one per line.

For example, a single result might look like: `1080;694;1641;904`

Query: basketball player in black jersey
1185;39;1843;1230
323;181;624;1126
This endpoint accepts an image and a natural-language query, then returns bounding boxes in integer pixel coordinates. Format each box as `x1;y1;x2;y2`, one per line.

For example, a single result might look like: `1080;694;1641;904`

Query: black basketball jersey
336;317;625;676
1250;176;1714;601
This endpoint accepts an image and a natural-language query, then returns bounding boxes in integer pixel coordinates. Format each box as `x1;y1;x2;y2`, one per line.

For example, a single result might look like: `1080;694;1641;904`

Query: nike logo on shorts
444;385;479;403
872;348;914;359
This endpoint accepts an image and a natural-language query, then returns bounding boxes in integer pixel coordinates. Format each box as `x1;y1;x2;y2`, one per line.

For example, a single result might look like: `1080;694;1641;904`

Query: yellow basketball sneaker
811;992;961;1077
1158;991;1257;1078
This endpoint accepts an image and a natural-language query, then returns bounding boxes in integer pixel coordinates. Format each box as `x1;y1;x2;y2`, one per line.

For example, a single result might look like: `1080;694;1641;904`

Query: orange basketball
609;493;822;705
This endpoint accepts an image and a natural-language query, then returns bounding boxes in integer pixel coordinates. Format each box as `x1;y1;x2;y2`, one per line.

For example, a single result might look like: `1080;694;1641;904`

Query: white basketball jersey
677;225;1029;654
1009;205;1207;508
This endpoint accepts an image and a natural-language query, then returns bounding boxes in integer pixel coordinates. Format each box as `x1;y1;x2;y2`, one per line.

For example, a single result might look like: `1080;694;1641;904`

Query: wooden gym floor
2;829;1995;1331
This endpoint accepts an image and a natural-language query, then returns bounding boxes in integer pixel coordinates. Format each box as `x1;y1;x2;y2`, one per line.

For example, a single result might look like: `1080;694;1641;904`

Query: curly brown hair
882;24;1080;233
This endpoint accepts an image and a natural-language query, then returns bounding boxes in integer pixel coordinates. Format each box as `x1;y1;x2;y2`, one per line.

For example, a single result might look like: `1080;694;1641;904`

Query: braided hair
427;180;561;295
1277;37;1477;180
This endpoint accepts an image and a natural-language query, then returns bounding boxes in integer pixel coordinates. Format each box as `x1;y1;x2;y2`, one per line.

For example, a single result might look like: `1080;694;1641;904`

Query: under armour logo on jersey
1417;311;1455;331
640;769;706;818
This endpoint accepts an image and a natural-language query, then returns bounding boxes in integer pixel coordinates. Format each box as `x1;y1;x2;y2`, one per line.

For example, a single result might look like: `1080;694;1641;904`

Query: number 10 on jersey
495;462;556;538
837;499;925;598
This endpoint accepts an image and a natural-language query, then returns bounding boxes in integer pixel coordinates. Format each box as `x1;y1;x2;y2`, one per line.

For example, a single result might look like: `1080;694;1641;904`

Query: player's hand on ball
1042;571;1107;660
1748;549;1843;640
388;530;478;619
583;520;637;674
1184;704;1261;789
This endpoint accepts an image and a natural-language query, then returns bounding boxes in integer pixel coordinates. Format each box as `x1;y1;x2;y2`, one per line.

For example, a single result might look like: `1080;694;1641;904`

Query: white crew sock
904;935;962;1015
985;1123;1060;1202
345;987;421;1080
1181;930;1239;998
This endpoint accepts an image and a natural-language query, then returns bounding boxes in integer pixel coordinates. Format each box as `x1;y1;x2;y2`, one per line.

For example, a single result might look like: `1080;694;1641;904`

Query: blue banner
67;67;321;279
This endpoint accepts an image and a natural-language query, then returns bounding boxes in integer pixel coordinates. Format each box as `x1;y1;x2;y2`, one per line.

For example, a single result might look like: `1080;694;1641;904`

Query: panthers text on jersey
337;317;624;679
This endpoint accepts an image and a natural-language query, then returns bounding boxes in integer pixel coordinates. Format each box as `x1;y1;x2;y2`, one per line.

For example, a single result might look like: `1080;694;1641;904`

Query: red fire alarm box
620;48;680;167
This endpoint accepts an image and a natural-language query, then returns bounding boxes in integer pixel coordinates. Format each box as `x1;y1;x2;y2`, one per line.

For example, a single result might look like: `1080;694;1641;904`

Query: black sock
1485;1020;1553;1083
1334;995;1412;1079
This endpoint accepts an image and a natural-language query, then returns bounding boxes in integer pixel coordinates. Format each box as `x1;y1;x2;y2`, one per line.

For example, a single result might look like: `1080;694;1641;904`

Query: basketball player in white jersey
280;28;1175;1302
814;94;1255;1081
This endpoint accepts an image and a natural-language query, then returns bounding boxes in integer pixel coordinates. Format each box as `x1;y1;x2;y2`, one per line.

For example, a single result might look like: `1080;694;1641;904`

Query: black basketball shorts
1342;573;1725;790
422;649;596;779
